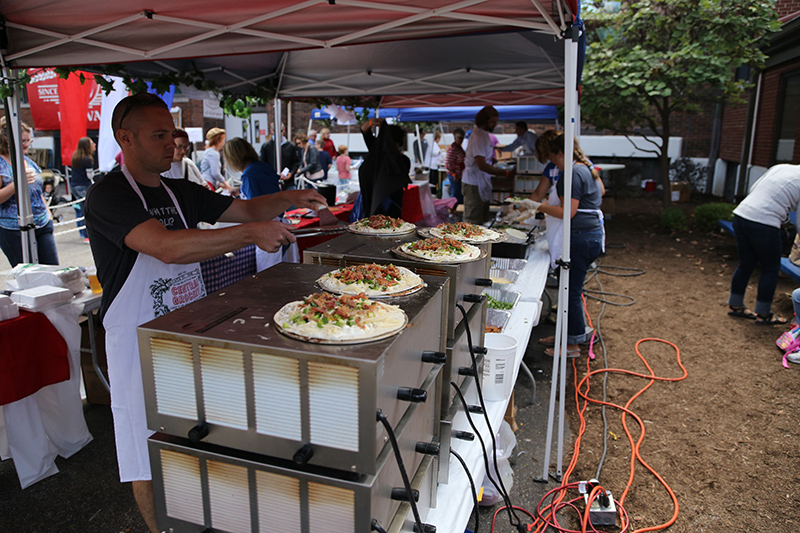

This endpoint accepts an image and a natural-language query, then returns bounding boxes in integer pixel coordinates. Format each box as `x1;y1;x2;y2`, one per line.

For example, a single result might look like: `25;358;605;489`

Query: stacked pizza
429;221;503;243
399;236;482;263
274;291;407;344
317;263;424;298
348;214;415;235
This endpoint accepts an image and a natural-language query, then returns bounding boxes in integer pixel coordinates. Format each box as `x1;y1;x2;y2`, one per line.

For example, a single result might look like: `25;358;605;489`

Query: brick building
713;1;800;199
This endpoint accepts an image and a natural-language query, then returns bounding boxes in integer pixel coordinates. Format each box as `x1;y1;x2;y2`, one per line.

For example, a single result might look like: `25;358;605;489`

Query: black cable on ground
450;447;480;533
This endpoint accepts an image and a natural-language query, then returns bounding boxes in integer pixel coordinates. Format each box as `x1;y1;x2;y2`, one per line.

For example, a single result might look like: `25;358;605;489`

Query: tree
581;0;779;204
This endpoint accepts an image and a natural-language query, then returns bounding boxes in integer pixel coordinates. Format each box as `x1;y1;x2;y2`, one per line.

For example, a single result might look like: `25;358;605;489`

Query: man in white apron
461;106;517;224
84;93;327;532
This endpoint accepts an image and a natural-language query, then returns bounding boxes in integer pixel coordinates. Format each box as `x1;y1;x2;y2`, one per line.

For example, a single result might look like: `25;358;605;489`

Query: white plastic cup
482;333;518;401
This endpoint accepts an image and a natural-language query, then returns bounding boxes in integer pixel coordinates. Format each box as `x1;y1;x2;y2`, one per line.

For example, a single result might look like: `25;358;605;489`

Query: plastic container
482;333;518;401
478;421;517;506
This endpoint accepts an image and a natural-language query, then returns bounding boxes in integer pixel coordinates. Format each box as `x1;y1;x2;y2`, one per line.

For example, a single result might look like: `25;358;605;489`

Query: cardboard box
670;181;691;202
79;316;110;405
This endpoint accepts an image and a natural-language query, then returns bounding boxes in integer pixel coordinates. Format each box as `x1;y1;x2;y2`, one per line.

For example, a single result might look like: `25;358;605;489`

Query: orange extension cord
522;298;687;533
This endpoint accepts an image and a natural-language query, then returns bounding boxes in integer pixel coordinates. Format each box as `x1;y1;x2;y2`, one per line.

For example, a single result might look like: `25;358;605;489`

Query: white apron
103;167;207;482
544;180;563;270
576;207;606;254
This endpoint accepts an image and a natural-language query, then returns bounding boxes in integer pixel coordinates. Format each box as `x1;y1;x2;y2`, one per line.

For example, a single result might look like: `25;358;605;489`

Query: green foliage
694;202;734;232
0;70;30;100
581;0;779;200
660;206;687;231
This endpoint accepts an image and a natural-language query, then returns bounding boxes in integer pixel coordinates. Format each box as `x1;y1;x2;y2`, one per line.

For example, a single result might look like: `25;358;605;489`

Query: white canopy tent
1;0;583;485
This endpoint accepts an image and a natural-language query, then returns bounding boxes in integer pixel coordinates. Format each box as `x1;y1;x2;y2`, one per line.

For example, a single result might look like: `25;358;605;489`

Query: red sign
26;69;103;131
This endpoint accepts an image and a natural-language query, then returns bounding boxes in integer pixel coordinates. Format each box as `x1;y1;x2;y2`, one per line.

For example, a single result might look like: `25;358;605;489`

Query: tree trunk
660;108;672;205
660;136;672;205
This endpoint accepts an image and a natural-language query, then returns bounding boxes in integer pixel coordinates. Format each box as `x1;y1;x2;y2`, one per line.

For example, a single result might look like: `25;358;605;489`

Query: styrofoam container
10;285;72;311
0;295;19;321
482;333;518;401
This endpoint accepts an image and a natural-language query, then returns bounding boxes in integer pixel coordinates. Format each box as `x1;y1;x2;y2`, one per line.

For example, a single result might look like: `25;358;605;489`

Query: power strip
586;490;616;526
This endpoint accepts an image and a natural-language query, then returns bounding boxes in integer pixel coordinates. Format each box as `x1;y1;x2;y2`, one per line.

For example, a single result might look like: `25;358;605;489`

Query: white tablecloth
0;299;93;489
427;241;550;531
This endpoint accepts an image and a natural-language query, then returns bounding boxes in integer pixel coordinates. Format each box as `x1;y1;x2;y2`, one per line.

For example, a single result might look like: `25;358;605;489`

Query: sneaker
787;352;800;364
83;238;90;244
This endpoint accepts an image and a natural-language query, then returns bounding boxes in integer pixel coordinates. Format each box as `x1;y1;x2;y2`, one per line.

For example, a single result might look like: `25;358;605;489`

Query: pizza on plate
275;292;407;343
430;222;502;243
317;263;424;297
400;237;482;262
348;214;415;235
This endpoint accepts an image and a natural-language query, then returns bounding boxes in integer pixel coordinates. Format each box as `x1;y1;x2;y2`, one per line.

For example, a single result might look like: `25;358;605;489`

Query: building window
774;72;800;164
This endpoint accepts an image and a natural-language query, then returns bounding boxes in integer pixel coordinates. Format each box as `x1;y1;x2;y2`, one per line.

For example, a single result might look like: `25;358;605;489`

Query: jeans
728;215;782;316
449;174;463;206
0;219;59;267
71;185;88;239
568;229;604;344
792;287;800;321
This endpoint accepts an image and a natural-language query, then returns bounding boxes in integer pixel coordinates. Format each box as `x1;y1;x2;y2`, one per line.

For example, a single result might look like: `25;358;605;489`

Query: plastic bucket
482;333;518;401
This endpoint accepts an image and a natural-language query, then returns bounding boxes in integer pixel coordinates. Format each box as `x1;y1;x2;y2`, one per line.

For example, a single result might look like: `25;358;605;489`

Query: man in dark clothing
358;119;411;218
260;125;300;190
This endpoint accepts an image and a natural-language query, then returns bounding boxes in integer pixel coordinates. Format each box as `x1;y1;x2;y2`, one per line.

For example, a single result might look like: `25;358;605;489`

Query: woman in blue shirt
222;137;280;200
0;119;58;267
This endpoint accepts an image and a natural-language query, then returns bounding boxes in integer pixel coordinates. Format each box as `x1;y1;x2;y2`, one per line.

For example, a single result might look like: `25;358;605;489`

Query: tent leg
273;99;282;173
2;68;38;265
539;24;581;482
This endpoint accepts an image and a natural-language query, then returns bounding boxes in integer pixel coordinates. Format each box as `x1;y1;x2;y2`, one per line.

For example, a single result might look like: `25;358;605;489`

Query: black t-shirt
84;171;234;320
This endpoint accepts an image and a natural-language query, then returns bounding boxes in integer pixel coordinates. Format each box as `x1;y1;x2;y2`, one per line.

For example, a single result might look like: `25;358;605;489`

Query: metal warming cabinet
303;232;491;338
137;263;448;476
148;364;442;533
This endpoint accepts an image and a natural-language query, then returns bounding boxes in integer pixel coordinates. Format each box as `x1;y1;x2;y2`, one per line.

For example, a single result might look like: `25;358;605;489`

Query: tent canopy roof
312;105;558;122
2;0;575;106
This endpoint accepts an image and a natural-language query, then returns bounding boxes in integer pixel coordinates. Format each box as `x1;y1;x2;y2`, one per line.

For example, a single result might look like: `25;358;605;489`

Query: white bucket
482;333;518;401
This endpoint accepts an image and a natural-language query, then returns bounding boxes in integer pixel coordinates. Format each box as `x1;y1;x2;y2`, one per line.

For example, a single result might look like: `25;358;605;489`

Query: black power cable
455;303;522;528
450;447;480;532
376;410;427;533
451;381;522;531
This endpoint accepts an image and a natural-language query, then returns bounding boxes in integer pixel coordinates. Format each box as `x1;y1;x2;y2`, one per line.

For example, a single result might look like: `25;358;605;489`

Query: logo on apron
149;267;207;317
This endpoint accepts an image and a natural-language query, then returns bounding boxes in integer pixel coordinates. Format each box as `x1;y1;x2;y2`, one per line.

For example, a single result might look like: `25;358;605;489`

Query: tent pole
540;24;579;483
273;98;282;173
2;68;37;264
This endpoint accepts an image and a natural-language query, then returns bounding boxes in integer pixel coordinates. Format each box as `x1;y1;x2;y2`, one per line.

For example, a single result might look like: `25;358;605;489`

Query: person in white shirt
461;106;516;223
162;128;211;189
727;164;800;325
424;130;443;188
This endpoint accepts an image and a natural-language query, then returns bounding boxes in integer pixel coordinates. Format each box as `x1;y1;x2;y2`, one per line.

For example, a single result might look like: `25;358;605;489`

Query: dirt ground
3;194;799;532
552;195;800;532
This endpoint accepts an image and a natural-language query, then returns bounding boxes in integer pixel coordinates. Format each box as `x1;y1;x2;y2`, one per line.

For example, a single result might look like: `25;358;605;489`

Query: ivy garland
2;64;382;121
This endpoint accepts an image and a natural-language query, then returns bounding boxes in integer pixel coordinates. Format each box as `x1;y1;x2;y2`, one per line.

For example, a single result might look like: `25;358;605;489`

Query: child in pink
336;145;353;184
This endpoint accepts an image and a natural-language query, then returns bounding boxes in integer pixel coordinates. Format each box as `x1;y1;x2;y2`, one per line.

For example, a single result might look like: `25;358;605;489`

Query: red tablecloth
0;309;69;405
287;204;354;256
402;184;424;223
